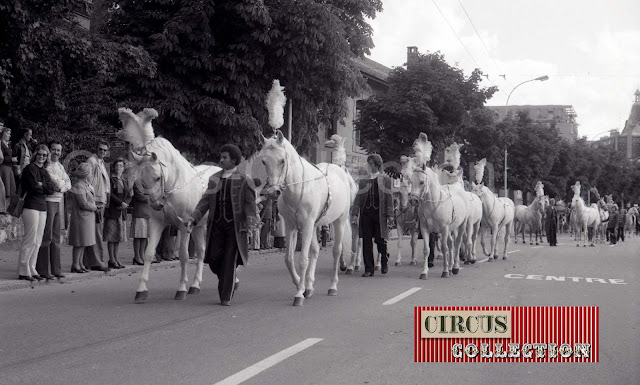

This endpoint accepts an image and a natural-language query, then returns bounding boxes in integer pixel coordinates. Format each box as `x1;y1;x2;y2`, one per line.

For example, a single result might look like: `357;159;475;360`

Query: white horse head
324;134;347;168
258;129;295;199
408;162;438;206
470;181;487;197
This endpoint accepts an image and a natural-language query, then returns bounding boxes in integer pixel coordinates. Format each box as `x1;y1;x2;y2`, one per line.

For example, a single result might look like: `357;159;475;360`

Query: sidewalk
0;239;284;293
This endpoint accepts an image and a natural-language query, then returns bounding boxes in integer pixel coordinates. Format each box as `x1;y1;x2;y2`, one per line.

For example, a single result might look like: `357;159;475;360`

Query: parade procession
1;1;639;384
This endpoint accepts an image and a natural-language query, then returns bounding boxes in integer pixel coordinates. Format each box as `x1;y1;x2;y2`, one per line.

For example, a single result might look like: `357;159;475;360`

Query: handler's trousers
207;218;240;302
361;208;387;273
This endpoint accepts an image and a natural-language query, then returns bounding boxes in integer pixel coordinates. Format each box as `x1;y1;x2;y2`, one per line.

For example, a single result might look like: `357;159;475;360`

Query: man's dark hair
220;144;242;165
98;140;110;149
49;140;62;149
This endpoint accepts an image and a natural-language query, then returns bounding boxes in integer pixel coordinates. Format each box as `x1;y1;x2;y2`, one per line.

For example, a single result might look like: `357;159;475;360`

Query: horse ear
275;130;285;144
259;133;267;145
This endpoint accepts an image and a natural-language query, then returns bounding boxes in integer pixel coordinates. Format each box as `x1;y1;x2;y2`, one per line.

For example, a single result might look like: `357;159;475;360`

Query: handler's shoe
220;301;231;306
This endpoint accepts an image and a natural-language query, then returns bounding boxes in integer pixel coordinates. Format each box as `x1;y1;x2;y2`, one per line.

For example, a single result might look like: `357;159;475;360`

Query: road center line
532;246;544;249
507;250;521;254
213;338;323;385
383;287;422;305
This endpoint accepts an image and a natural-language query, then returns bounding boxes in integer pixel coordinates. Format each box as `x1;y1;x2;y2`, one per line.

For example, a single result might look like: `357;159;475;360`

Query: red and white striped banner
414;306;599;362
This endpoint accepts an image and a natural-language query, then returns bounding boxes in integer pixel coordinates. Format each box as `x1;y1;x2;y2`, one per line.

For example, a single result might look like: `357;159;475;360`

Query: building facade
485;105;579;142
592;90;640;159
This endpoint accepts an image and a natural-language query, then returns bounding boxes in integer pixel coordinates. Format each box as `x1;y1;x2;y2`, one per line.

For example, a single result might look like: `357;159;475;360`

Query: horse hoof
530;243;533;245
174;290;187;300
493;255;499;259
134;291;148;303
470;260;476;264
187;287;200;295
576;244;580;247
441;272;449;278
428;262;434;268
503;256;507;260
590;244;595;247
487;258;493;262
464;261;470;265
395;262;401;266
374;266;380;271
345;268;353;275
583;245;587;247
410;261;418;266
452;268;459;275
293;297;304;306
420;273;428;280
354;266;360;271
340;264;347;272
303;289;314;298
536;243;539;245
327;289;337;296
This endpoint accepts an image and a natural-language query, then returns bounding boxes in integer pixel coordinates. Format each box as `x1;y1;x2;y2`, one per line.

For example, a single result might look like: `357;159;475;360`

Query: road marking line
214;338;323;385
532;246;544;249
383;287;422;306
507;250;521;254
609;245;616;248
478;258;489;263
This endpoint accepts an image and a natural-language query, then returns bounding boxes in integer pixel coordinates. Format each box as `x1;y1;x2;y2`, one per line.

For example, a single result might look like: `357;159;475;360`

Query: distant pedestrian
104;158;129;269
1;124;17;202
130;178;150;265
617;204;626;242
68;163;107;273
607;205;619;245
36;141;71;279
546;198;558;246
17;144;56;282
13;129;35;181
83;141;111;271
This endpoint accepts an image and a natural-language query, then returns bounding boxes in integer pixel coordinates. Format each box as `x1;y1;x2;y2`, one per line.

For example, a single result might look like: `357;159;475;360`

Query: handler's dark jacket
352;173;393;239
191;170;258;265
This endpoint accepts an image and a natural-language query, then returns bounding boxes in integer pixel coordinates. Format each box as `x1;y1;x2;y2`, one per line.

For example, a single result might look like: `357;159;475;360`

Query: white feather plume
474;158;487;184
443;142;463;169
535;181;544;197
324;134;347;167
266;79;287;129
412;132;432;167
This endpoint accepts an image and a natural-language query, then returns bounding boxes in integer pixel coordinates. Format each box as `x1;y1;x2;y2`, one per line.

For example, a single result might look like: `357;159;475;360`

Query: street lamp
503;75;549;197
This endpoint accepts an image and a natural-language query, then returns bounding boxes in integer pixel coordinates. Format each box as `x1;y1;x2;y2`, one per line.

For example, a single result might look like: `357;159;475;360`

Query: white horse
393;166;420;266
471;159;515;260
626;206;639;237
116;108;220;302
437;143;482;265
514;182;546;245
258;130;356;306
405;134;470;279
570;182;600;247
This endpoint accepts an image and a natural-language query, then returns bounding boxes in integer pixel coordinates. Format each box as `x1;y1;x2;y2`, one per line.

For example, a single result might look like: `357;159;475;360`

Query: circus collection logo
414;307;598;362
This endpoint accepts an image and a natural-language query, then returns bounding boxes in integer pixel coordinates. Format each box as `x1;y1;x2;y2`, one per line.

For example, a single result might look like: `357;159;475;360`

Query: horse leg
173;228;190;300
305;232;320;299
419;220;430;280
441;228;451;277
328;216;349;296
135;222;163;303
453;226;466;275
503;223;511;259
395;224;403;266
284;227;301;291
187;226;206;295
410;229;418;265
488;225;498;261
294;224;315;306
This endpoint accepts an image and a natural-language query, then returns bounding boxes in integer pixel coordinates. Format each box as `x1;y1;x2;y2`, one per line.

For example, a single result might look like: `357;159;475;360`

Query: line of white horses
114;107;630;307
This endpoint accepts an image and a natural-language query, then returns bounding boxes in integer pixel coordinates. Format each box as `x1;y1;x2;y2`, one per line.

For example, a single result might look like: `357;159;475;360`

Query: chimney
407;46;419;68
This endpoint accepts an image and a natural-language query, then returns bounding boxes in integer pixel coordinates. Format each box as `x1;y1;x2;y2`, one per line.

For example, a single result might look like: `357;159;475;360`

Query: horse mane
147;137;196;174
474;158;486;184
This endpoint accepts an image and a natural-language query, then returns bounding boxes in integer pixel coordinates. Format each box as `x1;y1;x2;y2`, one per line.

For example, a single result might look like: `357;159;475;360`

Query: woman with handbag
103;158;129;269
17;144;56;282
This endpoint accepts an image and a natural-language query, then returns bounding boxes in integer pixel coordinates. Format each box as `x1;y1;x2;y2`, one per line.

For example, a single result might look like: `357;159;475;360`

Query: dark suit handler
186;144;258;306
352;154;393;277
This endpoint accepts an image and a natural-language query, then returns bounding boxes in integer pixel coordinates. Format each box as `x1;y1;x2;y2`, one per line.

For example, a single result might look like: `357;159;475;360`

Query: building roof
353;57;391;84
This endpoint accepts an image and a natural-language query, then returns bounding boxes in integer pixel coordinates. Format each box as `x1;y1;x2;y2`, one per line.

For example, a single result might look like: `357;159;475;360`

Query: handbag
7;192;27;218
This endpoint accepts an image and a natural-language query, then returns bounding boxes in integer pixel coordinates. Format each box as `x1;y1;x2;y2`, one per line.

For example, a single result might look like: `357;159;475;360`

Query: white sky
367;0;640;140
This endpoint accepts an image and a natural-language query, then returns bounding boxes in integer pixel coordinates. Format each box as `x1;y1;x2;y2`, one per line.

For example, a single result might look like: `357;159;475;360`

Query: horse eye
261;159;266;165
279;159;284;165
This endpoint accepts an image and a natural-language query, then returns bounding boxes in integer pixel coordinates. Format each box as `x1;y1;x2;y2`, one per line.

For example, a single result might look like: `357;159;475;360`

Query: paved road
0;235;638;385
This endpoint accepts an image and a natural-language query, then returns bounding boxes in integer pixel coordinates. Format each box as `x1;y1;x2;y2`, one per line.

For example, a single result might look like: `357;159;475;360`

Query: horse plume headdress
443;142;463;169
266;79;287;130
116;108;158;149
412;133;432;168
589;187;601;201
474;158;487;184
534;181;544;197
571;181;581;197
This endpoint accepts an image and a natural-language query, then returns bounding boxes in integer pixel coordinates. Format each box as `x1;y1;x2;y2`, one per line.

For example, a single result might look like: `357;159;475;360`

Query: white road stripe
478;258;489;263
383;287;422;305
507;250;521;254
213;338;323;385
609;245;616;248
532;246;544;249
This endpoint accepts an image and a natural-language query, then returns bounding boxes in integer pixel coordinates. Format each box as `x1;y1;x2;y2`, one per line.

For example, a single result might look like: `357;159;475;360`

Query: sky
366;0;640;140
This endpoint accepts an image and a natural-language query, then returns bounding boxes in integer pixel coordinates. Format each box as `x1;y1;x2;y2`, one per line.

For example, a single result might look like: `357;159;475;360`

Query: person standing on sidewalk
130;178;150;265
18;144;56;282
83;141;111;271
1;124;17;205
185;144;258;306
104;158;129;269
352;154;393;277
617;203;626;242
607;205;619;245
36;141;71;279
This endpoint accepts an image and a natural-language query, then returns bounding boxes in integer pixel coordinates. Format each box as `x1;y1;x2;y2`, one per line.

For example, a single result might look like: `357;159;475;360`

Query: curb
0;248;284;293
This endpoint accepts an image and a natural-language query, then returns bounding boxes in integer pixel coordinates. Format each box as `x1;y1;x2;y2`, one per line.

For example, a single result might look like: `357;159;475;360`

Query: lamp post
503;75;549;197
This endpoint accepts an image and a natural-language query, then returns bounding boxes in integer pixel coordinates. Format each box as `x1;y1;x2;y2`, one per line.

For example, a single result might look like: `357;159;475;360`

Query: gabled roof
353;57;391;84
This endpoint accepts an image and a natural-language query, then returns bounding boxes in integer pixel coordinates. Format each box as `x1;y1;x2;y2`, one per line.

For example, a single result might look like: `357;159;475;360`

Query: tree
107;0;382;161
358;51;497;163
